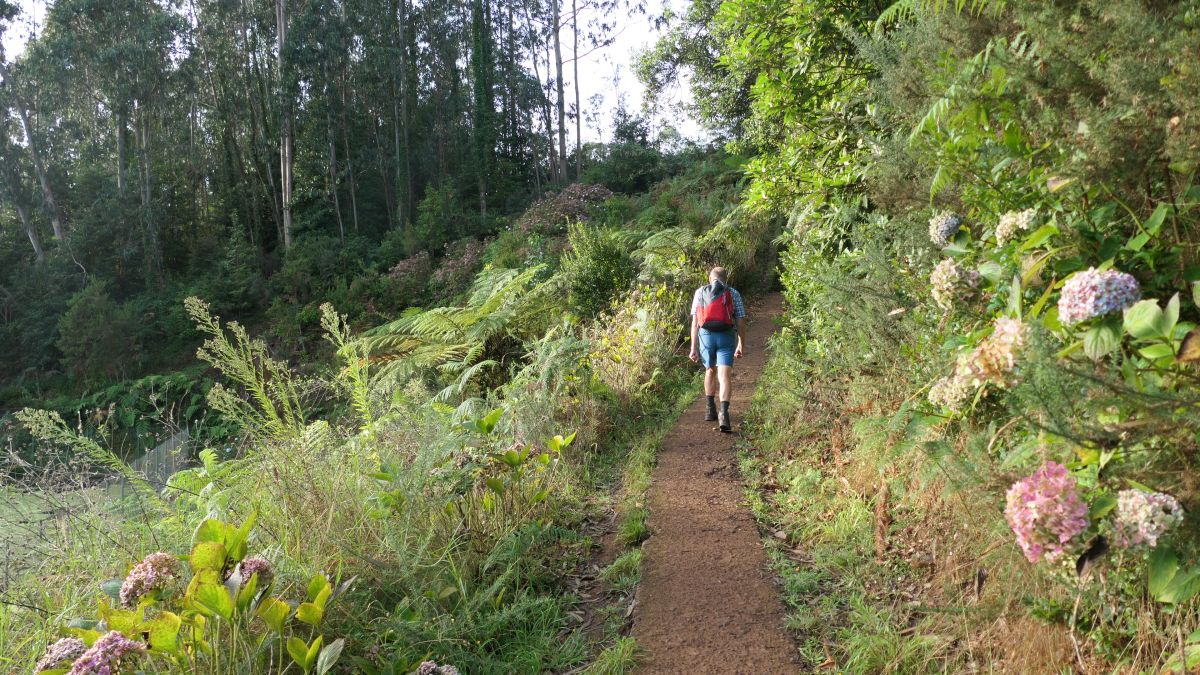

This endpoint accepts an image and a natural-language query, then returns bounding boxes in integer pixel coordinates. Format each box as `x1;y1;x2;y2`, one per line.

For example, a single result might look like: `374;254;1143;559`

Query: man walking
689;267;746;432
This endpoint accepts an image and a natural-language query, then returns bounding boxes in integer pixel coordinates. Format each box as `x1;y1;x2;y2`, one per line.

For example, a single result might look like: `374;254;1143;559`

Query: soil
632;293;799;673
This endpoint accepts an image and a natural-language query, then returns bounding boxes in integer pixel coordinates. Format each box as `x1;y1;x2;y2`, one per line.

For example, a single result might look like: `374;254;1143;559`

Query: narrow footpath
632;293;798;673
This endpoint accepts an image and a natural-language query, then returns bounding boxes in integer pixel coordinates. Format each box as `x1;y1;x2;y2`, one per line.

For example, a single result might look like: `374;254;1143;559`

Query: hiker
689;267;746;432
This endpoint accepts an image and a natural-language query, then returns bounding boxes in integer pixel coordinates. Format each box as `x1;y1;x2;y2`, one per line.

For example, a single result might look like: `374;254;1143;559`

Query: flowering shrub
929;258;981;310
66;631;146;675
34;637;86;673
49;516;347;674
928;373;973;411
1004;462;1090;563
389;251;434;298
1057;268;1141;325
415;661;461;675
430;239;488;302
995;208;1036;245
518;183;614;234
961;318;1028;387
928;211;964;246
119;552;181;608
1111;489;1184;549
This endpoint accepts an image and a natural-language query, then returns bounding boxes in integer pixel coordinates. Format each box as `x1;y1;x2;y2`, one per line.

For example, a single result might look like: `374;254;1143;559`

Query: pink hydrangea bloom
238;557;275;589
1111;489;1184;549
995;208;1036;245
67;631;146;675
415;662;460;675
961;318;1028;387
119;552;181;608
1057;268;1140;325
35;637;86;673
928;373;973;410
930;258;981;310
1005;462;1090;563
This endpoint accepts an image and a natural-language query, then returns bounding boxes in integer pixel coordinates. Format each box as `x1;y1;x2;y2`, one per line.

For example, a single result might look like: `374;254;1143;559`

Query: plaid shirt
691;285;747;320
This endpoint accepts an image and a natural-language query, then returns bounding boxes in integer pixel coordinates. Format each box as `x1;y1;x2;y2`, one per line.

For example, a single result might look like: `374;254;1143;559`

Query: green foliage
56;281;139;381
561;224;637;318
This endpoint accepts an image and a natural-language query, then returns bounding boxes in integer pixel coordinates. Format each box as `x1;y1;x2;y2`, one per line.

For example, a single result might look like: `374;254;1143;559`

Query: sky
0;0;700;143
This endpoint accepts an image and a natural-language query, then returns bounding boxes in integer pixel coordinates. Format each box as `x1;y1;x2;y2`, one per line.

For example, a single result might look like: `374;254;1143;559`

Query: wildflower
35;637;86;673
929;258;981;310
1057;268;1140;325
238;557;275;589
67;631;146;675
414;662;461;675
1005;462;1090;563
1111;489;1184;549
961;318;1028;387
928;211;964;246
119;552;181;608
928;373;973;411
996;208;1037;245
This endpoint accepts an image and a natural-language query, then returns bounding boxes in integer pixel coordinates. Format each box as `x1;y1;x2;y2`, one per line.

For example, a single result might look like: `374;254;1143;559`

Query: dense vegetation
6;0;1200;671
648;0;1200;670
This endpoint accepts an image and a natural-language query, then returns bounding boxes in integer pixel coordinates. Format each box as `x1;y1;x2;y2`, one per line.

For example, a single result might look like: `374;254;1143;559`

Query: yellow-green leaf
141;611;182;653
295;601;324;627
256;597;291;633
189;541;227;573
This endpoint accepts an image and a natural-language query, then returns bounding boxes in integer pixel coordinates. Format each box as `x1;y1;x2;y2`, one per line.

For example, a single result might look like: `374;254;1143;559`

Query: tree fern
360;266;549;387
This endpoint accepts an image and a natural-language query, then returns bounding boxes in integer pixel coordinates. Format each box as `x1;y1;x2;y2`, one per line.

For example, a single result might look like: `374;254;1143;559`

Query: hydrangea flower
1111;489;1184;549
1005;462;1090;563
119;552;181;608
995;208;1037;245
961;318;1028;387
928;211;964;246
928;373;973;411
415;662;460;675
1057;268;1140;325
35;637;86;673
929;258;981;310
67;631;146;675
238;557;275;589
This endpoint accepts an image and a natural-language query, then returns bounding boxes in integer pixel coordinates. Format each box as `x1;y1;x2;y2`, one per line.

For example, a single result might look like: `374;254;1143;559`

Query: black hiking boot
718;409;731;433
705;396;718;421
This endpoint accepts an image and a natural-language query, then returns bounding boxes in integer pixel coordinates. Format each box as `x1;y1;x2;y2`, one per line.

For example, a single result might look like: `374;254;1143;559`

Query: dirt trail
632;293;798;673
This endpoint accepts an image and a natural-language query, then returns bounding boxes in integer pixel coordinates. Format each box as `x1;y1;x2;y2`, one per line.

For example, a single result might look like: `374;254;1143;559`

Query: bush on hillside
517;183;614;235
560;223;637;318
56;282;140;381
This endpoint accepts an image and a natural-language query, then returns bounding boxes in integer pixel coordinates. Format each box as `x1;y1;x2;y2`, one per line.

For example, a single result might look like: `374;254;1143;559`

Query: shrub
560;223;636;317
517;183;614;235
56;281;139;381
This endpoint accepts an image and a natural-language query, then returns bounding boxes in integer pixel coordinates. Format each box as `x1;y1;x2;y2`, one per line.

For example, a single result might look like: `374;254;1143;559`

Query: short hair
709;267;728;281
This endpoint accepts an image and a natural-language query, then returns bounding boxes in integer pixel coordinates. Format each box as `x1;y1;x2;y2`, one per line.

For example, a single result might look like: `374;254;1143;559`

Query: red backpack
697;282;735;331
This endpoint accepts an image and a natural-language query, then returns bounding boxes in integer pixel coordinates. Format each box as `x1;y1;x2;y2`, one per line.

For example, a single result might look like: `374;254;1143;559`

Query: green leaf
1165;293;1181;334
306;636;324;671
1089;493;1117;519
485;477;505;494
1124;300;1166;340
1149;547;1180;599
192;582;234;620
193;518;236;547
1144;203;1170;236
141;611;181;653
295;602;324;627
1139;343;1176;361
1084;317;1122;360
287;636;312;673
476;408;503;434
316;638;345;675
255;597;291;633
1019;224;1058;251
189;541;227;573
227;512;257;562
306;574;329;602
1007;274;1022;318
1161;569;1200;604
99;579;123;601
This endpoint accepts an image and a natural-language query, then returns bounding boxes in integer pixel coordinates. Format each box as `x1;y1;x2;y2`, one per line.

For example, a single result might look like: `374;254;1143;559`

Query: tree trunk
551;0;568;182
15;202;44;264
116;107;128;195
0;60;66;241
572;0;582;178
136;103;162;284
340;80;359;232
276;0;294;251
523;0;556;184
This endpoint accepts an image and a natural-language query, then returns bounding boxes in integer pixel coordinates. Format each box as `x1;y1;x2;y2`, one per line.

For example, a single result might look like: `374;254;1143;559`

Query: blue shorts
698;329;737;368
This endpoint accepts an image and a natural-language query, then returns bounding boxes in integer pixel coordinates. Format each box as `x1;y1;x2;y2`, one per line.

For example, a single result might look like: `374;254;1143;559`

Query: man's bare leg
704;367;718;421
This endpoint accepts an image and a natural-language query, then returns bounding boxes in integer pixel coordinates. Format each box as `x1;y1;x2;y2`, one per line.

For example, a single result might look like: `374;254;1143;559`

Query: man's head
709;267;728;284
